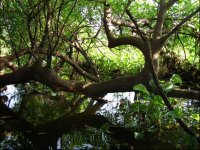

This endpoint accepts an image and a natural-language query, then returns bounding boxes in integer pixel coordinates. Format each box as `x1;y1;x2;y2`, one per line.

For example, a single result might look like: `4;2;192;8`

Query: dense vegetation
0;0;199;149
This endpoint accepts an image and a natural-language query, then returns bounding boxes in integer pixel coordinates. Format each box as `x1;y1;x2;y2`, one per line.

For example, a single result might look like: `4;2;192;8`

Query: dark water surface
0;86;199;149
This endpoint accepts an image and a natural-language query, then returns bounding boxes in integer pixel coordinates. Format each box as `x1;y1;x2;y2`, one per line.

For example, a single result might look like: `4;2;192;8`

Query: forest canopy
0;0;199;149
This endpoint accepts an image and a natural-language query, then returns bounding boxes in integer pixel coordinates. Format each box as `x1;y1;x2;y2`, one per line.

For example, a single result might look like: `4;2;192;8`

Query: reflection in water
104;92;135;103
57;138;61;149
1;88;197;149
1;85;18;108
101;92;135;113
1;90;138;149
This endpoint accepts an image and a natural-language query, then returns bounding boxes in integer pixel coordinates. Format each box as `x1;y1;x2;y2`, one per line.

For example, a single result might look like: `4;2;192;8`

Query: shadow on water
0;86;199;149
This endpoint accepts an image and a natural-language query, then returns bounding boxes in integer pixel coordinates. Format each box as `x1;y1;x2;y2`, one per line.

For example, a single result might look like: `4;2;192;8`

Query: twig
161;7;200;44
126;9;145;41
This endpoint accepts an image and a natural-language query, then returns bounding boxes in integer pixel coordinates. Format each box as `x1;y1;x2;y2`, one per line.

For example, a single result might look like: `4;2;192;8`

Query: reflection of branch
70;96;87;113
82;102;105;115
18;94;30;115
1;95;134;149
0;98;15;117
161;7;200;44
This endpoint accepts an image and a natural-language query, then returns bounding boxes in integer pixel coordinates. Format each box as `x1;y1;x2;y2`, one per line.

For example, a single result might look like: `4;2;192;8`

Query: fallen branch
0;63;199;100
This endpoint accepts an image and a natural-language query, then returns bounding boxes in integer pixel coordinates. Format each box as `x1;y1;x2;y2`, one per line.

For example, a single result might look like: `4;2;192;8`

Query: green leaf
147;127;158;133
100;123;111;132
143;95;150;101
134;132;144;140
190;114;199;122
167;107;182;119
167;111;177;118
170;74;182;85
140;103;148;111
133;84;146;92
163;82;174;93
149;79;156;88
130;102;141;111
133;84;149;95
153;95;164;106
107;0;113;3
0;120;5;125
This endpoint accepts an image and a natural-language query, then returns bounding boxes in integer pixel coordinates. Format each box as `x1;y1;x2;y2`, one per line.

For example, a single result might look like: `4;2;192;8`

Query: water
1;85;18;108
100;92;135;113
1;85;198;149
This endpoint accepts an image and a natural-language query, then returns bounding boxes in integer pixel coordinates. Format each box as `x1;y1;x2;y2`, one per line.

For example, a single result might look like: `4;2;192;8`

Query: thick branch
152;1;167;40
167;89;200;100
112;18;151;29
103;3;144;51
0;63;199;100
152;0;177;40
0;48;27;70
0;63;149;97
112;19;135;28
0;58;17;71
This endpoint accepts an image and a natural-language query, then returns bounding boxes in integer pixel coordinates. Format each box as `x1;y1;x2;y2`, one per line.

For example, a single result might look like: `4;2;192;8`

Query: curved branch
0;63;148;96
0;63;199;101
103;3;144;50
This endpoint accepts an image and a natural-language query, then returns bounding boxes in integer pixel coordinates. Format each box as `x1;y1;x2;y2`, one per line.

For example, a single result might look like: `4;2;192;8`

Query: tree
0;0;199;149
